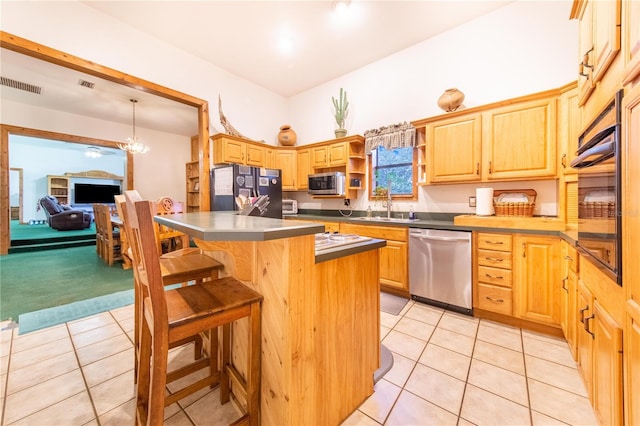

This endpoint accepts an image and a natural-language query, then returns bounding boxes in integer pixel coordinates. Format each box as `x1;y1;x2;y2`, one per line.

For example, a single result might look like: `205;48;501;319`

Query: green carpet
17;289;134;335
0;245;133;322
10;220;96;241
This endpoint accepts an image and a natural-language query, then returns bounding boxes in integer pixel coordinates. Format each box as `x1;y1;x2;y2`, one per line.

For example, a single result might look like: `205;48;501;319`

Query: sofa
38;196;92;231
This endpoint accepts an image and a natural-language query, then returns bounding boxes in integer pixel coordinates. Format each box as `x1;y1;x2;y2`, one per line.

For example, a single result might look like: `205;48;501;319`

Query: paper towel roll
476;187;494;216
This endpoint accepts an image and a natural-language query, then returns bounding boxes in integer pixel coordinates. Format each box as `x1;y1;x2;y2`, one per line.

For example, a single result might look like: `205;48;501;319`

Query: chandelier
119;99;150;154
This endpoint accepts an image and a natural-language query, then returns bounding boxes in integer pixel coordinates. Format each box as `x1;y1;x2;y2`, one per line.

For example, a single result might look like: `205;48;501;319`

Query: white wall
2;0;578;218
285;0;577;215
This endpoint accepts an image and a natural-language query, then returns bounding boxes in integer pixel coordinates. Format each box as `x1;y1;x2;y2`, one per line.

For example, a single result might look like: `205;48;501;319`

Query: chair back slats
155;196;190;254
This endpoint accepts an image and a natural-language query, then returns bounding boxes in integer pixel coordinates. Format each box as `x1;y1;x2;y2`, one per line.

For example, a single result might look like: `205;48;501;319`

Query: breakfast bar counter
154;212;382;425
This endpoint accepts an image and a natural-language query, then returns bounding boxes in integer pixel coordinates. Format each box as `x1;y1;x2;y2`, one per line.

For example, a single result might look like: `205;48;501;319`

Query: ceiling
1;1;513;137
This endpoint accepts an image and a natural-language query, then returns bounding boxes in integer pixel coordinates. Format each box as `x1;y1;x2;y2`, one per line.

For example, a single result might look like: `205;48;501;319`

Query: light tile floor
0;299;598;425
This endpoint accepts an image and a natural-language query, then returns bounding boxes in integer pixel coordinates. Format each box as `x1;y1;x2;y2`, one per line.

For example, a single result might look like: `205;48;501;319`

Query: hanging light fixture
119;99;150;154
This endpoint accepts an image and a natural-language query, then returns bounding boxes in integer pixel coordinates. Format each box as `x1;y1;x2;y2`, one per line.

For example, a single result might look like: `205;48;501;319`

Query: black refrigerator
210;164;283;219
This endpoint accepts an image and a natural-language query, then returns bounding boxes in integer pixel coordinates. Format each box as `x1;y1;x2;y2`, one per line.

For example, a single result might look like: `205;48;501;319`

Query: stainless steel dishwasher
409;228;472;315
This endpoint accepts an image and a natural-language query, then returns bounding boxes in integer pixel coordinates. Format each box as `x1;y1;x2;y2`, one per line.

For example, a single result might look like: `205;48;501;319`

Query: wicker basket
493;189;536;217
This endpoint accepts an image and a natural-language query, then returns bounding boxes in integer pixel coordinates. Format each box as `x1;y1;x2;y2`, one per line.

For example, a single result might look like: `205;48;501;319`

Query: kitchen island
154;212;386;425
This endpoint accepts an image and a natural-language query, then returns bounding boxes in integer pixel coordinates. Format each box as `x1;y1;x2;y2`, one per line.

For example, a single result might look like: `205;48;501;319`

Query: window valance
364;122;416;155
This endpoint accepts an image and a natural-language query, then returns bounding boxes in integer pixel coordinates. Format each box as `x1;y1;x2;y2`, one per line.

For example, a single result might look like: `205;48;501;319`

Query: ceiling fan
84;146;118;158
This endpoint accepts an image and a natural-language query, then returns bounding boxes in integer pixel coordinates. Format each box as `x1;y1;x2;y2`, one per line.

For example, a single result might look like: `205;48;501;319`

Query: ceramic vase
437;88;465;112
278;125;297;146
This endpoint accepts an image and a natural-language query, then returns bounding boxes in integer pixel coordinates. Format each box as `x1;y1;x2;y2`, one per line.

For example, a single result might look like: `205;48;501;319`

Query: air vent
0;76;42;94
78;79;95;89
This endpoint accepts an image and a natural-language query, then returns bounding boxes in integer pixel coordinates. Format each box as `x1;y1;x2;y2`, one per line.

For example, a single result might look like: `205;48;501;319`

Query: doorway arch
0;31;211;254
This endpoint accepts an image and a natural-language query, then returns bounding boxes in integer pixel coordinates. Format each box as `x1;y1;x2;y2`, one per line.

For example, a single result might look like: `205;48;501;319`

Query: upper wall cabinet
571;0;621;106
414;86;563;185
622;0;640;84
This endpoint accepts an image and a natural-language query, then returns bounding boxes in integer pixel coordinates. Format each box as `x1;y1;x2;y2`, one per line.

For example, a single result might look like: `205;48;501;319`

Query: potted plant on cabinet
332;88;349;138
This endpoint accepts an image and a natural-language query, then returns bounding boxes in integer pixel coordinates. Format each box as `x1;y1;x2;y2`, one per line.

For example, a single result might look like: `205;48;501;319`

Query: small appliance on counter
282;199;298;215
210;164;283;219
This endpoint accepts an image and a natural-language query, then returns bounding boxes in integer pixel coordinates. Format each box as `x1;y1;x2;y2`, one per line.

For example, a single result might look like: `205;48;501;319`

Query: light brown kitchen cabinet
483;98;557;181
339;223;408;296
560;240;579;359
274;149;297;190
474;232;514;316
591;299;623;426
212;134;246;165
427;114;482;183
312;142;347;169
623;76;640;426
296;148;310;190
558;84;580;175
246;143;265;166
571;0;621;106
577;279;594;396
622;0;640;84
513;234;561;326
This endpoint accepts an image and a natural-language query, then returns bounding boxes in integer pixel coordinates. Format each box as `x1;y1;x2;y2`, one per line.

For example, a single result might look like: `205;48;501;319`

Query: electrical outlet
344;198;350;207
469;196;476;207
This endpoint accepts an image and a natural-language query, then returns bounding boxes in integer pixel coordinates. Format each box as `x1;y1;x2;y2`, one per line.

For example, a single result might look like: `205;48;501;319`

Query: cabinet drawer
478;265;512;287
340;223;407;242
477;283;513;315
477;249;512;269
477;233;512;252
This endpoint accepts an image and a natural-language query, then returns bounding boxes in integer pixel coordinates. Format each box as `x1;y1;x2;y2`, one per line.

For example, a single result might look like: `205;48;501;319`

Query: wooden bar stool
125;191;262;426
114;194;225;381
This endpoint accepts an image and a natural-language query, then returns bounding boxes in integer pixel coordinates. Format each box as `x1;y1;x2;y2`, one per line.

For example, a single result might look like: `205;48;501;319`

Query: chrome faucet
386;179;392;219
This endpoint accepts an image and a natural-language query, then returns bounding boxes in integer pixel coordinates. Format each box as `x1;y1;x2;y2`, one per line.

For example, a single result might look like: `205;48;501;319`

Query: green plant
332;88;349;129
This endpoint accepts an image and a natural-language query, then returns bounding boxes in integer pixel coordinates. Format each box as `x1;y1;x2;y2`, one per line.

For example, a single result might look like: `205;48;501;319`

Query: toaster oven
282;199;298;215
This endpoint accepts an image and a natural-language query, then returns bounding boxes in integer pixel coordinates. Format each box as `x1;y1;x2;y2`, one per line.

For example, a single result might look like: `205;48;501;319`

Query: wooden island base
195;233;381;426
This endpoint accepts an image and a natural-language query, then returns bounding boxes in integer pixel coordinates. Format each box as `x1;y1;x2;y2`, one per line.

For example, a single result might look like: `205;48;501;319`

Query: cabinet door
577;279;594;398
622;0;640;83
514;234;561;325
246;144;265;166
428;114;482;183
591;0;621;83
379;240;408;291
625;299;640;426
297;148;310;190
328;142;347;166
275;149;297;190
591;299;623;426
216;139;245;164
559;87;580;175
311;146;328;169
577;0;596;106
484;98;557;181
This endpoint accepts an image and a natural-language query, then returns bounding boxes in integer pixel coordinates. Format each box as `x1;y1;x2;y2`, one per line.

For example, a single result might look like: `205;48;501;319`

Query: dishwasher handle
410;233;470;243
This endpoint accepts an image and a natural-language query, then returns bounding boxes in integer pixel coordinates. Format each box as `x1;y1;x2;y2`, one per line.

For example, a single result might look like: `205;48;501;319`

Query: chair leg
147;326;169;425
247;302;261;426
136;314;152;426
220;324;230;403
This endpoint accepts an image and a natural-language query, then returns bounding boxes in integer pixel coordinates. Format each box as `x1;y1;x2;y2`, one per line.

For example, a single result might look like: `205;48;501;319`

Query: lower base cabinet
340;223;408;295
625;299;640;426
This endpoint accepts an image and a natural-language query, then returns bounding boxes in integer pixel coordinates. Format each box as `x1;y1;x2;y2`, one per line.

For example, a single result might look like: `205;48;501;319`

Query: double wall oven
571;90;623;285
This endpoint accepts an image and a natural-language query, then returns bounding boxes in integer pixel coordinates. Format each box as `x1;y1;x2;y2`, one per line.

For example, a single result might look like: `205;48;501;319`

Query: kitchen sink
353;217;419;223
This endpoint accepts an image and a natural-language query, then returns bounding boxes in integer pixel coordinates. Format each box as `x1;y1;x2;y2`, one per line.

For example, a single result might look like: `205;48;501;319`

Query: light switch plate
469;196;476;207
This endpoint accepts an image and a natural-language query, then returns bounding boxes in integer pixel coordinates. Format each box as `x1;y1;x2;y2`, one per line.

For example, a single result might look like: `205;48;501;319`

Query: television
74;183;121;204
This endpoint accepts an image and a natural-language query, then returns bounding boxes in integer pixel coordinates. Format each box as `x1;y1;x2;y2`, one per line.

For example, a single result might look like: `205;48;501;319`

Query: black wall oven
571;90;623;285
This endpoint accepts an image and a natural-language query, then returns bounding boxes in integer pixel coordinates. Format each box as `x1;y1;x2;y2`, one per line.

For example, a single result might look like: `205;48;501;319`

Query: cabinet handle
578;62;589;77
485;257;503;262
484;240;503;245
485;296;504;303
564;255;574;261
562;277;568;292
561;153;567;168
488;161;493;174
579;305;589;324
476;162;480;175
485;273;503;279
582;47;594;69
522;242;526;258
584;314;595;338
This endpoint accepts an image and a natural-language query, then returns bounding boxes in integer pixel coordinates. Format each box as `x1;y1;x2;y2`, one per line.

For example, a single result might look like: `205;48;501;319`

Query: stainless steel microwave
308;172;345;196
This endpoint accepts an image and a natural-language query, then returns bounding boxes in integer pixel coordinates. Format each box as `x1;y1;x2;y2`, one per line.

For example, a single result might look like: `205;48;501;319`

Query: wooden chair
155;196;190;254
92;203;105;260
94;203;122;266
124;190;262;426
114;193;225;381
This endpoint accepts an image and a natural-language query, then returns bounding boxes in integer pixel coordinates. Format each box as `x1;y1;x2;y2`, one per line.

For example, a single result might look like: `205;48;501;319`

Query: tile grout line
0;323;17;426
